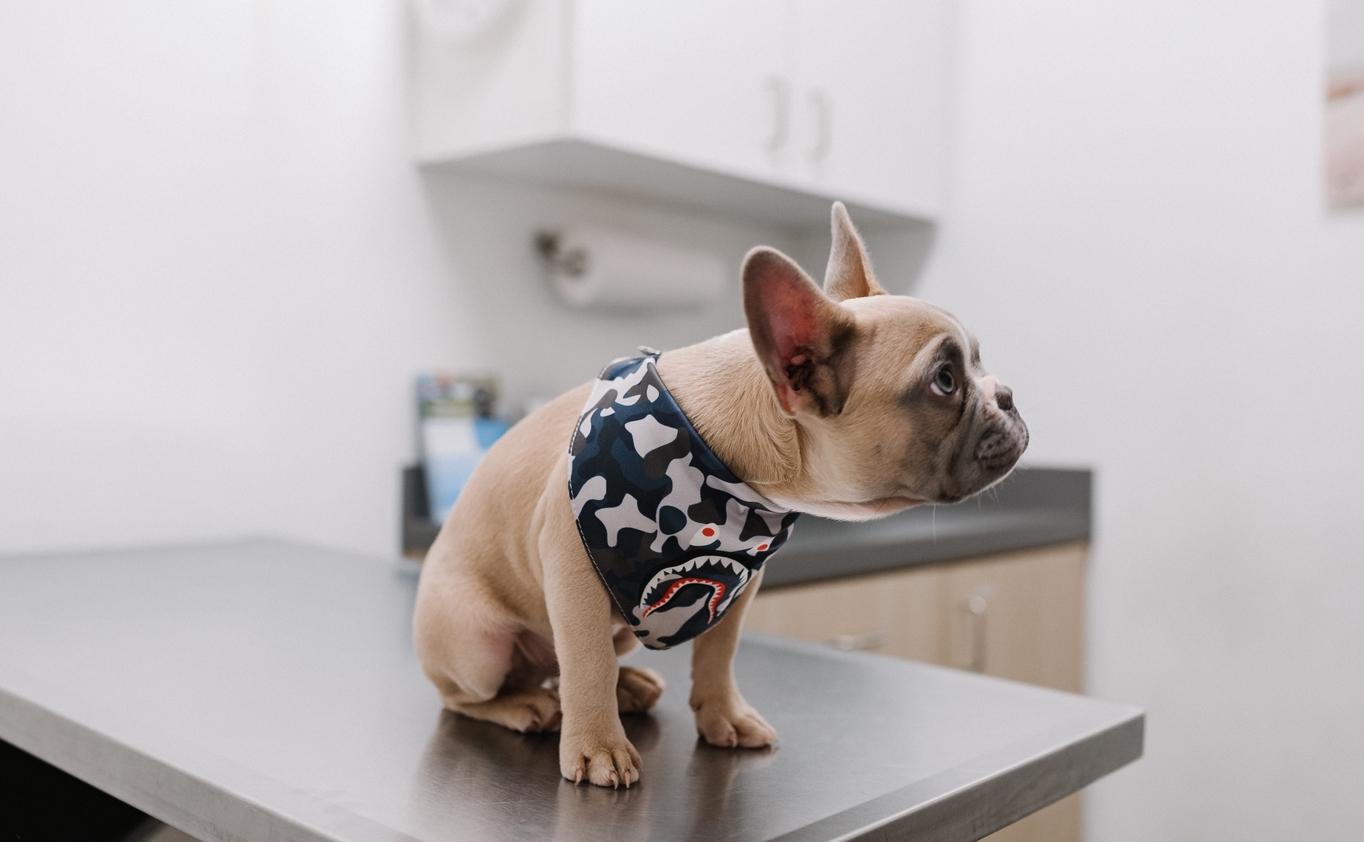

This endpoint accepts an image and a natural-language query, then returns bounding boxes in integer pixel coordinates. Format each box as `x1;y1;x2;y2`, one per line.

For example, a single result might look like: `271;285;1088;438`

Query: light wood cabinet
742;559;943;662
744;542;1087;842
940;547;1085;693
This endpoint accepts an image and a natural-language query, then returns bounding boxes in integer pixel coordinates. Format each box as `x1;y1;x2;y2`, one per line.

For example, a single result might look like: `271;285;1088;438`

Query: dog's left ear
743;247;856;418
824;202;886;302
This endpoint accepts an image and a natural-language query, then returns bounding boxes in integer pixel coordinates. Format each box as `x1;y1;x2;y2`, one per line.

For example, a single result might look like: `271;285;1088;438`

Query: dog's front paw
560;725;642;788
691;692;778;749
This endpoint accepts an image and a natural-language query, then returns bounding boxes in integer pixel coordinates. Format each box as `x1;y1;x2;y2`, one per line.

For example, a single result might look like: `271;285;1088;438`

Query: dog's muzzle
975;412;1029;473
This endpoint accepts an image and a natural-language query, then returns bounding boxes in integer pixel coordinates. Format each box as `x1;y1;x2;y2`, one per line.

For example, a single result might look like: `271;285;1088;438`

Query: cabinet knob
808;88;832;162
764;76;790;153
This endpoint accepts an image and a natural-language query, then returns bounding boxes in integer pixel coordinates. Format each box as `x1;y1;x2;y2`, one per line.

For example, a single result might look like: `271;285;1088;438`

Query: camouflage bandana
567;350;800;650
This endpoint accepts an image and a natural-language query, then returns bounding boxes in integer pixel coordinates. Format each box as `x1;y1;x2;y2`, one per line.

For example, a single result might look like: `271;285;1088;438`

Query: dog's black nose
995;385;1014;412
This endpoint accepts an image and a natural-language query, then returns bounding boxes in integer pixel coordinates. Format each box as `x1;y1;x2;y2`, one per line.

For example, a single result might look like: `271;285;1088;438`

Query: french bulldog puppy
413;203;1028;788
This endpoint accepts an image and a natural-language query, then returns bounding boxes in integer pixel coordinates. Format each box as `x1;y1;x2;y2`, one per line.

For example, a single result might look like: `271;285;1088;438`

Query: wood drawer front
748;543;1086;690
940;544;1086;693
744;565;942;662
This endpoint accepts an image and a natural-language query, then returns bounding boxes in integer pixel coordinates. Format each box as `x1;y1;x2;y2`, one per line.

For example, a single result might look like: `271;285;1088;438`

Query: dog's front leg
689;569;778;748
543;539;641;787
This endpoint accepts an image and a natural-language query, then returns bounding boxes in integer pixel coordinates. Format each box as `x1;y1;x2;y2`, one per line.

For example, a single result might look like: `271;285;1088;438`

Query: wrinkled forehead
845;295;979;368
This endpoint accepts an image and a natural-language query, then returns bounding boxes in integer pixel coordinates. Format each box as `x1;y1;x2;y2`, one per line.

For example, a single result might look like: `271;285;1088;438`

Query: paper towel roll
543;224;726;311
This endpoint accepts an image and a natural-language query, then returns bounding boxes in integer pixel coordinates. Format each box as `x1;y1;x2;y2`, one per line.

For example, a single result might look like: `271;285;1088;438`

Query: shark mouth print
638;556;752;624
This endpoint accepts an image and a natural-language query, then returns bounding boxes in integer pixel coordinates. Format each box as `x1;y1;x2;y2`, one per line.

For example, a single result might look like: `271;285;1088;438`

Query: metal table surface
0;540;1142;841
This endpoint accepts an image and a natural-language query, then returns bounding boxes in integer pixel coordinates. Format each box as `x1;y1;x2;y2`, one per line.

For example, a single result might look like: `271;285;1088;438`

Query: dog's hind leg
610;628;665;714
414;567;562;733
447;684;562;733
426;625;563;733
616;665;665;714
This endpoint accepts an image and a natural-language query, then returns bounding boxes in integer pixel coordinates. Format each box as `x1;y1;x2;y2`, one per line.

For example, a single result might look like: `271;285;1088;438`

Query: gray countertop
766;467;1092;588
404;466;1093;588
0;540;1138;842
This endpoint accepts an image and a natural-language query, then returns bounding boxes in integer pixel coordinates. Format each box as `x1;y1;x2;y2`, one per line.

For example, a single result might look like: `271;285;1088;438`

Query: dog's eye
932;365;957;396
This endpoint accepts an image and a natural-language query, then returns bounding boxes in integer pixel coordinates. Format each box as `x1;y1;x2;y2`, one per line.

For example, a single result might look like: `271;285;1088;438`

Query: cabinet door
791;0;947;213
570;0;791;181
940;544;1086;693
744;566;944;662
940;545;1086;842
747;545;1087;842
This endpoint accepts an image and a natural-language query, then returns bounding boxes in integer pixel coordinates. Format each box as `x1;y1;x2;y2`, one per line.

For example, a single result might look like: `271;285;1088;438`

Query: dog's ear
743;246;857;418
824;201;886;302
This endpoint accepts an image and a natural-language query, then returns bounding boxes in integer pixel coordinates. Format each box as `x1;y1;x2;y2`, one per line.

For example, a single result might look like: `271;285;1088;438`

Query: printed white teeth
640;556;750;600
714;557;750;584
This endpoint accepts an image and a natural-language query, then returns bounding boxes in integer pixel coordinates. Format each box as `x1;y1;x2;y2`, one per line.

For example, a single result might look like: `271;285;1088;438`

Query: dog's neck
656;330;803;489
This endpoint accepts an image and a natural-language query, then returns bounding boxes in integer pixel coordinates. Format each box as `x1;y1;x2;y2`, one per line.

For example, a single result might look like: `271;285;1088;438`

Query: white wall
4;2;1361;839
919;1;1364;839
0;2;786;557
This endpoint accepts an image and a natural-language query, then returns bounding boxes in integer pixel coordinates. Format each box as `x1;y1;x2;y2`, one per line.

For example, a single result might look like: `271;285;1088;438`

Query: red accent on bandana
641;577;727;622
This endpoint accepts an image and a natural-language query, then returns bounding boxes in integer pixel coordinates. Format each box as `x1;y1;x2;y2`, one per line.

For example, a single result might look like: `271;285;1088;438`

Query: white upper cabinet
412;0;950;227
571;0;790;182
790;0;948;214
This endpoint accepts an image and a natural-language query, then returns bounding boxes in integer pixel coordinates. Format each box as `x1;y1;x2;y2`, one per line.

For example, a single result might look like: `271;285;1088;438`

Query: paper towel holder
534;225;726;311
533;231;589;278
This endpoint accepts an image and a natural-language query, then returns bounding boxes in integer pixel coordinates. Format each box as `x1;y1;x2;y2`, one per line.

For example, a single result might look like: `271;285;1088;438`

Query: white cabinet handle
963;591;990;673
764;76;790;153
826;631;886;652
808;87;832;161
